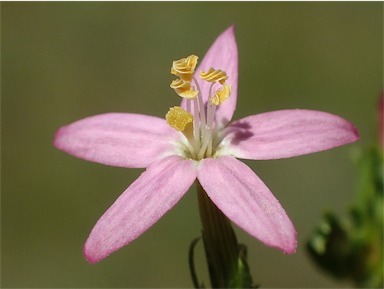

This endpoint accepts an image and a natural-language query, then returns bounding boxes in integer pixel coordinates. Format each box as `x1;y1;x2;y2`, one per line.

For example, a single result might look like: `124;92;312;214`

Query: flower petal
224;109;359;160
181;25;238;126
197;156;297;254
54;113;178;168
84;155;197;263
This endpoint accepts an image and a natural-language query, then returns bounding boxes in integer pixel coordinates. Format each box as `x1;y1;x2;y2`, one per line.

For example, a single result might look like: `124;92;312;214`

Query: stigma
166;55;232;160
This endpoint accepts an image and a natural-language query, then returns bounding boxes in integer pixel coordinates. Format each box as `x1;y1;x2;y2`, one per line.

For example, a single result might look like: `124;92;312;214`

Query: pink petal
182;25;238;126
224;109;359;160
84;155;197;263
197;156;297;254
54;113;178;168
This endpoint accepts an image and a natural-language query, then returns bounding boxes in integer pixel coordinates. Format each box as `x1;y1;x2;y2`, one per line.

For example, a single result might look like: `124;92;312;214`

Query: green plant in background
307;96;383;288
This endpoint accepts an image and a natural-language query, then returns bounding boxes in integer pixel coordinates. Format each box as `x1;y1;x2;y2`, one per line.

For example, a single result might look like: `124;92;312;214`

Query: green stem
196;181;254;288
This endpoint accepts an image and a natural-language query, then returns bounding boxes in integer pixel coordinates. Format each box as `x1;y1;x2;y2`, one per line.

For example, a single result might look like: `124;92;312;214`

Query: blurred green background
2;2;382;288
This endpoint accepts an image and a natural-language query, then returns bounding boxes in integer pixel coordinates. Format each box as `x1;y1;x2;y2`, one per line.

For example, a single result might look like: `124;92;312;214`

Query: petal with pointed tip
197;156;297;254
84;155;197;263
54;113;178;168
224;109;359;160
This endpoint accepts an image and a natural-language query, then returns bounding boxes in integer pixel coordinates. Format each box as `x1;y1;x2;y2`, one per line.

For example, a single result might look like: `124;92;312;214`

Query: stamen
192;77;207;137
170;79;199;99
200;68;228;84
167;55;231;160
166;106;197;158
171;55;199;81
200;102;216;159
166;106;193;132
210;83;232;106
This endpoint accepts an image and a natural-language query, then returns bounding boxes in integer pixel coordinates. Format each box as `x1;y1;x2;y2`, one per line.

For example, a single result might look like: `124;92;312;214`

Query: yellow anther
210;83;232;106
170;79;199;99
200;68;228;84
171;54;199;81
166;106;193;132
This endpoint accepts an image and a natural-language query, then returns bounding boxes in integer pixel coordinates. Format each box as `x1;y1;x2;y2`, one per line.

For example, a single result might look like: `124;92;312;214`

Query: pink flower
54;26;359;264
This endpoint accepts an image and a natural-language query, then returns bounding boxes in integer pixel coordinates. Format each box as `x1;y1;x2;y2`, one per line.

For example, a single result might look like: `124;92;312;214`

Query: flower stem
196;181;254;288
